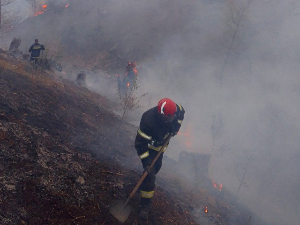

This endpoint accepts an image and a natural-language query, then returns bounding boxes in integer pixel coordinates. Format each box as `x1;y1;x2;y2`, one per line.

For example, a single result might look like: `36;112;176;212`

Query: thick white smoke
2;1;300;224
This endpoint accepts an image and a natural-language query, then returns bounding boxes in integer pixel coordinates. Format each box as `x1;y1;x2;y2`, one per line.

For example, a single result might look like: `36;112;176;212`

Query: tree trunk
0;0;2;29
33;0;36;14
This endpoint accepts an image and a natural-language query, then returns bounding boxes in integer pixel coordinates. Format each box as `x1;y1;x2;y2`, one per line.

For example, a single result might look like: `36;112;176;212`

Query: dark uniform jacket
135;104;185;161
29;43;45;58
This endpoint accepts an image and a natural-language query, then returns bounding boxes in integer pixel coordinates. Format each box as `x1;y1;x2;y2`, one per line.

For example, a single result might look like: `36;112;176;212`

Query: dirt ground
0;50;266;225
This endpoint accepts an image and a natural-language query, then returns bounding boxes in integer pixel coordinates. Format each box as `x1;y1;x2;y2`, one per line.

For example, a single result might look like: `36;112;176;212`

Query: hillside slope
0;49;269;225
0;51;198;225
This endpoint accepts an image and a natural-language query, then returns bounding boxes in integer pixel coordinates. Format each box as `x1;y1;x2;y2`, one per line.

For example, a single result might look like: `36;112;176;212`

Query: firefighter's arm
134;117;153;165
172;104;185;136
29;45;33;52
41;45;45;50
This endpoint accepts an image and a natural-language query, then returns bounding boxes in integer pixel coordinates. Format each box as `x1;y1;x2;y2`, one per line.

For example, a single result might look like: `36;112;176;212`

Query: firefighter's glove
170;124;178;137
150;139;163;146
170;131;177;137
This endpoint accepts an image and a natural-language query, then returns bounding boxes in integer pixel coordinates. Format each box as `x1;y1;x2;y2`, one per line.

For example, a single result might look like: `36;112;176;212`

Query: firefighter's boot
139;198;152;220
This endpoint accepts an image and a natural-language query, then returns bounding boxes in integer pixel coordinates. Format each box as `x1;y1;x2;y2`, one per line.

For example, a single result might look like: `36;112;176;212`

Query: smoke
2;0;300;224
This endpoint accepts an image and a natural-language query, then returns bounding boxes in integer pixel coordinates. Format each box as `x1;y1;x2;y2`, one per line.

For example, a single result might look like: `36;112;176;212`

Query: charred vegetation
0;44;269;225
0;0;275;224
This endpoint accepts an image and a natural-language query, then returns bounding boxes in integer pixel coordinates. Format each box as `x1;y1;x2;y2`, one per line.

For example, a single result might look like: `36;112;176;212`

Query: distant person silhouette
9;38;21;53
29;39;45;65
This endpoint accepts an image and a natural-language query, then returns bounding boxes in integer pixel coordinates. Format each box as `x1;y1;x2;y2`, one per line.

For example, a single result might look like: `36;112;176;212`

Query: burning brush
34;2;71;17
35;5;48;16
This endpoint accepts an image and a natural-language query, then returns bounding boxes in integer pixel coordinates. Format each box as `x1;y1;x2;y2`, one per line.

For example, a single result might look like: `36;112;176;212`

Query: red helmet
157;98;177;122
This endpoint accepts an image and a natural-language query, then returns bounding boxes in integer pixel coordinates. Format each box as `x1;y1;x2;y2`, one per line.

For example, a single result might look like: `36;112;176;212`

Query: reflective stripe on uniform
148;144;168;152
140;190;154;198
178;120;182;124
163;133;170;139
138;128;152;140
178;104;183;111
139;151;149;159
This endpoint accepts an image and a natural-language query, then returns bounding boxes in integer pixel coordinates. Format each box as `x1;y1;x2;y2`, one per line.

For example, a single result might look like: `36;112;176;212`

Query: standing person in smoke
117;61;138;96
135;98;185;220
123;61;138;90
28;39;45;65
9;38;21;53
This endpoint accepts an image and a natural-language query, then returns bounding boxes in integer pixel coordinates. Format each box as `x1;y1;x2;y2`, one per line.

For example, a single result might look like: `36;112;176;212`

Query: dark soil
0;51;265;225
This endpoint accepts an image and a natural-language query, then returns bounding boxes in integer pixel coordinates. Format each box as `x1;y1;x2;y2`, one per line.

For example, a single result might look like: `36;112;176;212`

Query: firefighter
135;98;185;220
124;62;137;87
28;39;45;65
120;61;138;95
125;61;137;79
125;61;132;75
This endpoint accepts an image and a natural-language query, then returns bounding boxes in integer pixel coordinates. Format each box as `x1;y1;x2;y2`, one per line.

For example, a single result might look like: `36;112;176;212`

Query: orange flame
178;123;192;148
65;3;70;8
127;82;130;87
212;180;217;188
212;180;223;191
35;5;48;16
204;206;208;213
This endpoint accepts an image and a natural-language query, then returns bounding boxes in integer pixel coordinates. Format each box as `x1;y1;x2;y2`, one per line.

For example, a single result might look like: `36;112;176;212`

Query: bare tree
211;113;223;155
0;0;15;38
234;148;257;201
219;0;254;84
116;75;148;136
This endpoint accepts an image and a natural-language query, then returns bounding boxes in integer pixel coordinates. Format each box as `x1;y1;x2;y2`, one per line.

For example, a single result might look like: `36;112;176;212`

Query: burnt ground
0;50;266;225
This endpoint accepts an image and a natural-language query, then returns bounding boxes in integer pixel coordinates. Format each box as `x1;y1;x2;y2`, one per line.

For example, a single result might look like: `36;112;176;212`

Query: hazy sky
2;0;300;225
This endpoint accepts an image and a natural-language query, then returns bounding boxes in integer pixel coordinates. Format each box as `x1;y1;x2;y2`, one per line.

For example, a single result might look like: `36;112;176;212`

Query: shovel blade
109;200;132;223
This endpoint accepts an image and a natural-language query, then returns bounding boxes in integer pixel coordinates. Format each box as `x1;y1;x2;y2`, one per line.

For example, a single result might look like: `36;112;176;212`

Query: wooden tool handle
129;135;171;198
